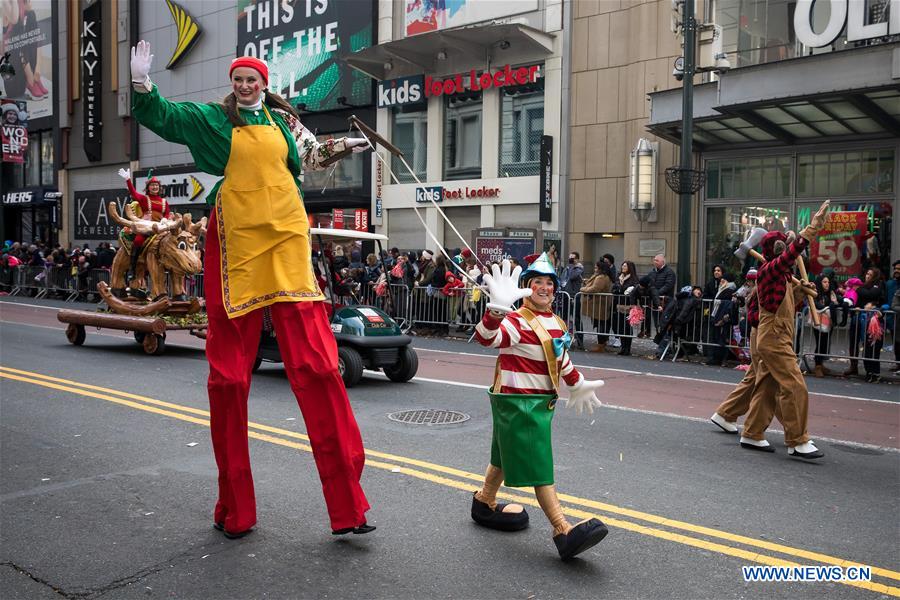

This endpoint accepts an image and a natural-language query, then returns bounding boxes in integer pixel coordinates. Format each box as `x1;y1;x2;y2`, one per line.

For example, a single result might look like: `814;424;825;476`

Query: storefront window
40;132;54;186
302;133;364;192
705;204;790;280
499;78;544;177
715;0;898;68
706;156;790;199
444;91;482;180
391;105;427;184
797;149;894;197
797;200;893;283
25;132;40;187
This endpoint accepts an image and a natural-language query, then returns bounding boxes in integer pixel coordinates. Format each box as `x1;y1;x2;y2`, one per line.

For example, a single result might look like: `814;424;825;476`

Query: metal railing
3;265;894;376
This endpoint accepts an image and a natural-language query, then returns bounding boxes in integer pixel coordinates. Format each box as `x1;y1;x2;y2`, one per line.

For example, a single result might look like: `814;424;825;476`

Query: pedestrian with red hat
128;41;374;539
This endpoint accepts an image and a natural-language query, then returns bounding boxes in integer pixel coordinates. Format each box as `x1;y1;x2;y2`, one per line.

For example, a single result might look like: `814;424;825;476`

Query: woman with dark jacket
811;274;841;377
706;274;737;366
613;261;640;356
703;264;724;300
845;267;886;378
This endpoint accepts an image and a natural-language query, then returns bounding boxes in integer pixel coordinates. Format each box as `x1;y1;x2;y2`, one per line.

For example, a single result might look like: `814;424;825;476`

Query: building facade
643;0;898;285
50;0;377;250
349;0;566;263
0;0;61;246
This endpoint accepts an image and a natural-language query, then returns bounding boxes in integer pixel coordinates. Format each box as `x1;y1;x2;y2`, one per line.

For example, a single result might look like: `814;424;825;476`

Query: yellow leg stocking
535;485;571;536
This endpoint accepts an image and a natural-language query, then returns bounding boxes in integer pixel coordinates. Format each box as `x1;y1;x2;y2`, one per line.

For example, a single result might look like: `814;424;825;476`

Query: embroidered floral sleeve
277;109;350;172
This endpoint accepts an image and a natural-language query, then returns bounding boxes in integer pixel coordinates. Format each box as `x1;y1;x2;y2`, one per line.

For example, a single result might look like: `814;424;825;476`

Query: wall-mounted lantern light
629;138;658;222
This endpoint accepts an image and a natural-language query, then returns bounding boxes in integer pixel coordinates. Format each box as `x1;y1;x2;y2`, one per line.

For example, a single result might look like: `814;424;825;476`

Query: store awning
346;23;555;81
648;44;900;151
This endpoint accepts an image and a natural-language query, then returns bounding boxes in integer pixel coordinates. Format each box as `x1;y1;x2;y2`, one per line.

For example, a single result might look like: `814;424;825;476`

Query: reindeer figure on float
108;201;206;301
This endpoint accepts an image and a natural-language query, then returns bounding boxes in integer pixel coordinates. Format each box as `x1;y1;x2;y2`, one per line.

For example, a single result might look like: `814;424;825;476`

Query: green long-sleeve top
131;85;346;206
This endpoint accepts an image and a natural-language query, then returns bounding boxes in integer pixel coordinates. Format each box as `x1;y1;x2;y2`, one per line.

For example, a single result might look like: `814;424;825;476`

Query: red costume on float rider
117;167;173;286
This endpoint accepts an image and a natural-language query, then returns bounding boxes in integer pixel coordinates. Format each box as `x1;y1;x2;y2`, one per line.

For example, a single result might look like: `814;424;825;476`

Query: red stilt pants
204;214;370;533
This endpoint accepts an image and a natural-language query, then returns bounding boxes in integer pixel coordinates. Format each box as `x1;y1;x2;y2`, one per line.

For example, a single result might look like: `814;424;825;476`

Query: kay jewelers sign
794;0;900;47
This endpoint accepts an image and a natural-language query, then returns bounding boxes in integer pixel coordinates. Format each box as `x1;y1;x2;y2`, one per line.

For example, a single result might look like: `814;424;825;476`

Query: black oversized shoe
332;522;376;535
553;518;609;560
470;492;529;532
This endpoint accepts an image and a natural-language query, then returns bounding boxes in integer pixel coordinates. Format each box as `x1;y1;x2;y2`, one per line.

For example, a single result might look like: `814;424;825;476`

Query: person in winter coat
706;274;737;366
703;264;724;300
811;274;842;377
579;261;613;352
362;253;382;285
844;267;886;378
613;261;640;355
559;251;584;325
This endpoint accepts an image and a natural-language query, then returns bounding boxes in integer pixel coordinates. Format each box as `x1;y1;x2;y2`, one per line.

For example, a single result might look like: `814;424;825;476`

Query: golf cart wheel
134;331;146;344
384;346;418;383
66;324;86;346
252;355;263;373
143;333;166;356
337;346;364;388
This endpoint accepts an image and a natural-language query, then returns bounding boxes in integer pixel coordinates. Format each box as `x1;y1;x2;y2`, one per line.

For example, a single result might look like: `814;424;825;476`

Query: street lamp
629;138;657;222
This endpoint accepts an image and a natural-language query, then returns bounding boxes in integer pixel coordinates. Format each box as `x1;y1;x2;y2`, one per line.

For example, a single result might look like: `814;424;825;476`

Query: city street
1;297;898;599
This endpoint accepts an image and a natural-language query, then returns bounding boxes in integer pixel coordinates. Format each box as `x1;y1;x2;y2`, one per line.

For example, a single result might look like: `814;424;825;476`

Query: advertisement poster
809;211;868;281
0;0;54;120
74;189;132;240
475;236;535;266
236;0;372;112
405;0;538;37
1;99;28;163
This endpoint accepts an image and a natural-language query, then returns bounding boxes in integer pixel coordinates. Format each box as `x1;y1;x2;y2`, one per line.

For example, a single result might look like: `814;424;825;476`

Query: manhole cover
387;409;470;426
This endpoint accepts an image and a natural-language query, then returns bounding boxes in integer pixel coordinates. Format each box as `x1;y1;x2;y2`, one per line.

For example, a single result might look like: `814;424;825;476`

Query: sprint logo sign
165;0;202;69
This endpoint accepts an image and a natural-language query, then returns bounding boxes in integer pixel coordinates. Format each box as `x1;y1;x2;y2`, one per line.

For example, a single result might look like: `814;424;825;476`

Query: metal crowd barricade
796;306;897;372
10;266;49;298
572;292;633;349
44;266;74;299
409;285;451;328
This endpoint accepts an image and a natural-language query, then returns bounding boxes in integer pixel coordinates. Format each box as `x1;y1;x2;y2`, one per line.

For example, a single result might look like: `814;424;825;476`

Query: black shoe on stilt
222;527;254;539
553;518;609;560
470;492;529;532
332;522;376;535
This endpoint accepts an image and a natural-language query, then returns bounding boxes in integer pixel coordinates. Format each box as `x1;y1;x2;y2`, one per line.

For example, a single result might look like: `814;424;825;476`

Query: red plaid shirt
757;236;808;314
747;292;759;328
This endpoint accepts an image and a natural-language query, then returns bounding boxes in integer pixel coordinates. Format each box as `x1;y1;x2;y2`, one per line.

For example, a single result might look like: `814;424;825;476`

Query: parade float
57;203;208;355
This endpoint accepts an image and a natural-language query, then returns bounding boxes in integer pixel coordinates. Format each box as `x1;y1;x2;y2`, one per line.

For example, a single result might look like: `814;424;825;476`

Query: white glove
481;259;532;314
117;168;131;181
624;286;634;295
565;374;604;415
130;40;153;88
347;137;370;153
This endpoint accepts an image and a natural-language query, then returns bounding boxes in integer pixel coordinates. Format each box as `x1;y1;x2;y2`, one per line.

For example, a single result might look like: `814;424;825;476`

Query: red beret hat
230;57;269;85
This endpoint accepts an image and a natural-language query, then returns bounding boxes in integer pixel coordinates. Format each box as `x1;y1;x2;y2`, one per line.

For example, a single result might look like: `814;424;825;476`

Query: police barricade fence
796;305;897;371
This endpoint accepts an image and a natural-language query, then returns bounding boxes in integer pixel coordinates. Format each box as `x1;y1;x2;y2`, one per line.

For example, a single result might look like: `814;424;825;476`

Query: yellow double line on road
2;364;898;596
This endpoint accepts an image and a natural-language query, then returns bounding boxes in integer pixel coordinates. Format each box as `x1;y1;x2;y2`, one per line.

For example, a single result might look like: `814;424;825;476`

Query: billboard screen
0;0;54;120
236;0;373;112
405;0;538;37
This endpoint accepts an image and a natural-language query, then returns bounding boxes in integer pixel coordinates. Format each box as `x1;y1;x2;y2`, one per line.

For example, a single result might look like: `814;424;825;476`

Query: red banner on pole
809;211;868;281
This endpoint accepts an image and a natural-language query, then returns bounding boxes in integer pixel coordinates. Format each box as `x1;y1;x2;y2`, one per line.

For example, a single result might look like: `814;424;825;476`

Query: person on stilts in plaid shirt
740;199;830;460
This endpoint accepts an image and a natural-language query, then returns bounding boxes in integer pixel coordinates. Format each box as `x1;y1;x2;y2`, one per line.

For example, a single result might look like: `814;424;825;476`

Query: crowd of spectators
4;237;898;378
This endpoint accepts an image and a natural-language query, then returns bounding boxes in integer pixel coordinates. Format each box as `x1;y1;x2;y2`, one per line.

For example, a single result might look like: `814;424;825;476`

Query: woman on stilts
129;41;374;538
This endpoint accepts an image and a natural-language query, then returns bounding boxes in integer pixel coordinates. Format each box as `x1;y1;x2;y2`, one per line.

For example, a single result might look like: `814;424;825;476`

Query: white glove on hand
130;40;153;88
347;137;370;153
481;259;532;314
117;168;131;181
565;374;604;415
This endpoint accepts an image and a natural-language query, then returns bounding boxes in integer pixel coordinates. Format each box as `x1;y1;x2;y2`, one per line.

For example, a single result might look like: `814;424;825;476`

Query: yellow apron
215;105;324;318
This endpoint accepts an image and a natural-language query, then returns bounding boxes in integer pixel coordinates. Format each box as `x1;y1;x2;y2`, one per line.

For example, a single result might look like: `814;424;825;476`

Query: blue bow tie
552;332;572;357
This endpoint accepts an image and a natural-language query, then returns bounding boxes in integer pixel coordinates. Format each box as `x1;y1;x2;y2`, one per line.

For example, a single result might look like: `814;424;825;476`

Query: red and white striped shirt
475;309;581;395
